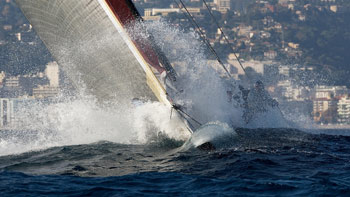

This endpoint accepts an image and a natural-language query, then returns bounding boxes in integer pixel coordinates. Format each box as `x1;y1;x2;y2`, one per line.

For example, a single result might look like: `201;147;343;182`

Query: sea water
1;127;350;196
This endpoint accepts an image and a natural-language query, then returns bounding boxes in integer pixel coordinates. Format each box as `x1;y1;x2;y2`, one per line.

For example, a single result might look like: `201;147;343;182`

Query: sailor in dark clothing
239;85;250;123
242;80;278;123
239;85;250;108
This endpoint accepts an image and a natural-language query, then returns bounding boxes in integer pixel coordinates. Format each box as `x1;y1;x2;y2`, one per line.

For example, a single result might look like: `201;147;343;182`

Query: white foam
0;94;193;156
129;20;243;127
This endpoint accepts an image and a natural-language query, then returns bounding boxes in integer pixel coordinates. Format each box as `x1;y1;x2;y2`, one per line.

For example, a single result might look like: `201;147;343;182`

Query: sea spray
128;20;243;127
0;19;297;156
0;93;191;156
131;21;311;130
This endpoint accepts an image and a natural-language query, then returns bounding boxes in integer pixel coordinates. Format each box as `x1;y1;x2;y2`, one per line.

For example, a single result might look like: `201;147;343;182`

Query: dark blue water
1;128;350;196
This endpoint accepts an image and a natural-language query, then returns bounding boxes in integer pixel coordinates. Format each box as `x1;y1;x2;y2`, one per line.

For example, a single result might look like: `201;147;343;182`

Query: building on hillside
1;76;24;98
313;98;338;124
264;50;277;59
276;80;311;101
45;61;59;87
278;65;290;77
288;42;299;49
283;86;310;101
278;65;314;77
277;80;292;88
144;8;179;17
33;85;59;98
338;96;350;124
4;76;20;88
19;75;49;96
14;32;21;41
0;71;5;84
214;0;231;13
0;98;12;128
227;59;272;78
278;0;289;7
0;98;38;128
3;25;12;31
259;31;271;39
237;25;253;37
314;86;349;100
143;7;203;20
243;60;265;74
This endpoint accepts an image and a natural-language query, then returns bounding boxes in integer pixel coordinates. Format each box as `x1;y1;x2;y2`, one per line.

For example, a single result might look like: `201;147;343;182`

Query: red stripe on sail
105;0;165;74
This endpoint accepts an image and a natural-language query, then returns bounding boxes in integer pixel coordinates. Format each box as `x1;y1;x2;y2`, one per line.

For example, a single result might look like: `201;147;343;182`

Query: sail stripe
97;0;170;105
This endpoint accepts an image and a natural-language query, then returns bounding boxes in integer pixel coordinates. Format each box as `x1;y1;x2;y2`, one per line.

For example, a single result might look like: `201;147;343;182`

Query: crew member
242;80;278;123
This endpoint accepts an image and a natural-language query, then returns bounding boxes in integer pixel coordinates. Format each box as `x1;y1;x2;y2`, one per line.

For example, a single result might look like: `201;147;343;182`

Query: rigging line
202;0;289;123
172;105;203;126
147;33;178;81
171;104;195;133
202;0;247;75
173;0;232;79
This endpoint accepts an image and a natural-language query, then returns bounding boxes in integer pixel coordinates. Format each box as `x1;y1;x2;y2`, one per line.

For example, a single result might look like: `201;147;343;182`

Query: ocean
1;128;350;196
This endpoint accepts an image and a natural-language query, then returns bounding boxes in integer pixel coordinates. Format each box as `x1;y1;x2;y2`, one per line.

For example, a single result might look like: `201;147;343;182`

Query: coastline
311;124;350;130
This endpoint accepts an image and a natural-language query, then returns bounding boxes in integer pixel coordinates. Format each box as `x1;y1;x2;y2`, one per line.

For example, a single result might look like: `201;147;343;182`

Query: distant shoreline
310;124;350;130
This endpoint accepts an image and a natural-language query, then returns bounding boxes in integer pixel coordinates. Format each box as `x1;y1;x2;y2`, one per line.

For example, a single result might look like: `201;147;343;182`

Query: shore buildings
0;61;60;128
338;96;350;124
214;0;231;13
0;98;11;127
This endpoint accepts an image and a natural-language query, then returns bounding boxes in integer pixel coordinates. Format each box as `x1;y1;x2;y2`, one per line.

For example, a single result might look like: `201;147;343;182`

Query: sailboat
15;0;193;137
15;0;296;150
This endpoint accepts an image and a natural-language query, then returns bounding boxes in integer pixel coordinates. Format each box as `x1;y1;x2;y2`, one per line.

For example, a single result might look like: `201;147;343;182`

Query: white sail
15;0;170;105
15;0;193;136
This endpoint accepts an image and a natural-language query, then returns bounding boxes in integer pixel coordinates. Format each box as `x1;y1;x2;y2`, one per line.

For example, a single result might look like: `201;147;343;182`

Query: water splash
0;93;192;156
129;20;243;127
1;20;298;156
